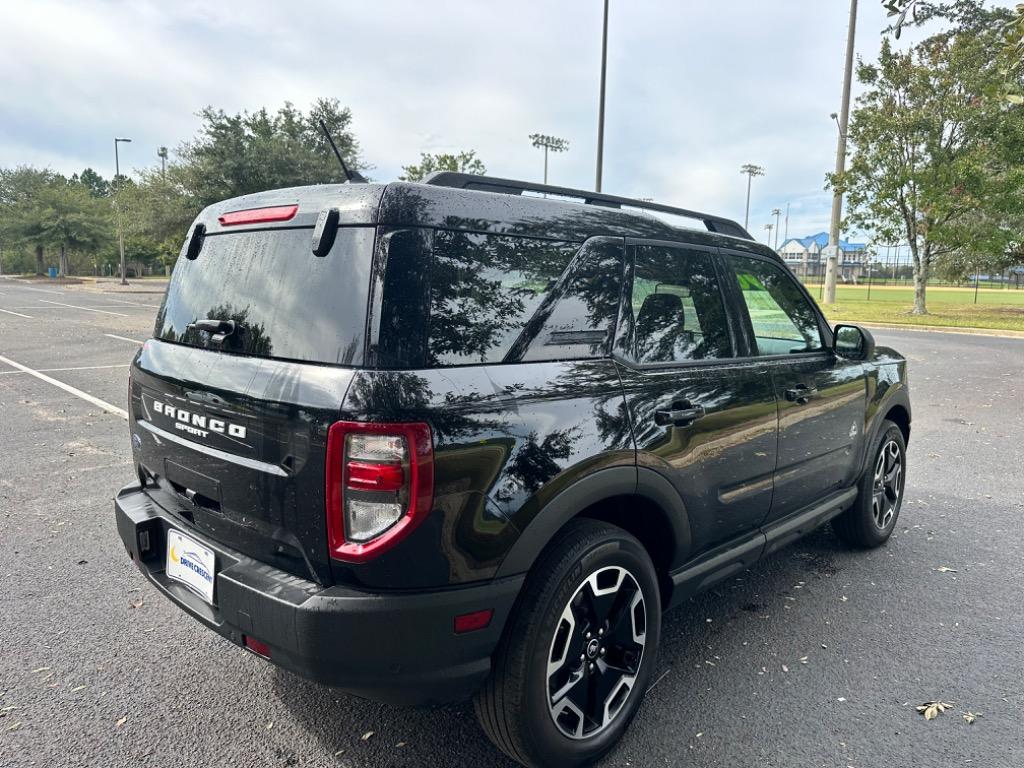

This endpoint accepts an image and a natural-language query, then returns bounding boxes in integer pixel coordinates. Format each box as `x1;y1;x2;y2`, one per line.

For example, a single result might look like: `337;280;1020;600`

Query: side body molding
495;467;693;579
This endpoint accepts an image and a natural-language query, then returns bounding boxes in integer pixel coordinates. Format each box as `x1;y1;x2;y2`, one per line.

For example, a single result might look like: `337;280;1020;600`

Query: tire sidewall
519;533;661;765
859;423;907;543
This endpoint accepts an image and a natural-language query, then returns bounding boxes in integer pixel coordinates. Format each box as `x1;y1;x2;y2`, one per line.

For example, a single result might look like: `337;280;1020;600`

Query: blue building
777;232;869;280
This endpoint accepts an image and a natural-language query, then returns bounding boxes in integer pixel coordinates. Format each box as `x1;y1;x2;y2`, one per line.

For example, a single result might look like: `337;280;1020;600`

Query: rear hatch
129;186;382;584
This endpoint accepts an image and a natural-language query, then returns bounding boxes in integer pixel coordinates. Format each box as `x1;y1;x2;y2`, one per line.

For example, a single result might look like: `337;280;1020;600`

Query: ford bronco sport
116;173;910;767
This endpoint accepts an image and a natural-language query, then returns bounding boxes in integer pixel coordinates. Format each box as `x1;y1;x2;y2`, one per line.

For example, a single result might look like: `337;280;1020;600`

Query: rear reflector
243;635;271;658
454;609;494;634
218;205;298;226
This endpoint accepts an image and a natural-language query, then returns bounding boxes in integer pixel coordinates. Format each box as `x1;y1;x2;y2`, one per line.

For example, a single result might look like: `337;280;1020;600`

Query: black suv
116;173;910;767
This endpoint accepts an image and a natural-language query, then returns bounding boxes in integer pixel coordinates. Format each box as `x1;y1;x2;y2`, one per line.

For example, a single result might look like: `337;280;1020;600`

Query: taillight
325;421;434;563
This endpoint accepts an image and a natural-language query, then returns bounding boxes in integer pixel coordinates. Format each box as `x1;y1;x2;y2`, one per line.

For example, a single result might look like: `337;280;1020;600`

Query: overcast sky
0;1;1002;244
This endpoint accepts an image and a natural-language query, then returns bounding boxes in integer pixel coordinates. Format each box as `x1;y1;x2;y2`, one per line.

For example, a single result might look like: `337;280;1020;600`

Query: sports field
802;284;1024;332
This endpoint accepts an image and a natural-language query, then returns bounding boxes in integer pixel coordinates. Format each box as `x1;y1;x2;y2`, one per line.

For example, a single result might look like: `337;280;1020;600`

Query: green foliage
0;168;111;275
118;168;196;266
834;4;1024;314
884;1;1024;101
1;98;369;277
400;150;486;182
175;98;364;207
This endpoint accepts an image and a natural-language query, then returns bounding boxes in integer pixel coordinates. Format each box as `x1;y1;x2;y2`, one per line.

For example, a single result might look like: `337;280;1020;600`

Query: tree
0;167;61;275
119;168;196;268
884;0;1024;101
33;180;111;276
400;150;486;182
174;98;365;207
73;168;111;198
834;3;1023;314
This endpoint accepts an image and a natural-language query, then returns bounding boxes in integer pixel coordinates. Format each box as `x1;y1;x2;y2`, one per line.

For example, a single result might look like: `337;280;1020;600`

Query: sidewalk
836;319;1024;340
73;277;170;295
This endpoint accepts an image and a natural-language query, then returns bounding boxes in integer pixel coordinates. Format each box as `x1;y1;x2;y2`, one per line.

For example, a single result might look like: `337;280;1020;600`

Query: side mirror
833;324;875;360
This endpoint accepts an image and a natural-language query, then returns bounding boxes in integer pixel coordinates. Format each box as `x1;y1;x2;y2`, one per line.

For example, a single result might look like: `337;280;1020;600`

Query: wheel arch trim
494;466;693;579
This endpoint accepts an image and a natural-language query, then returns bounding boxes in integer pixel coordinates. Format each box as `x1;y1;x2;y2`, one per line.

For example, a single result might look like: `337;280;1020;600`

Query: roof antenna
318;119;366;183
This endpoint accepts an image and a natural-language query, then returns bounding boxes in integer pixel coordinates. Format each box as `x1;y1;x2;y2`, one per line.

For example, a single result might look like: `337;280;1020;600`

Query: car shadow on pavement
272;526;857;767
272;671;518;767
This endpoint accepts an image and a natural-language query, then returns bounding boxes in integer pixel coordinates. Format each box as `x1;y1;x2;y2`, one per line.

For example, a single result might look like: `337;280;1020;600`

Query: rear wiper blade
189;319;237;343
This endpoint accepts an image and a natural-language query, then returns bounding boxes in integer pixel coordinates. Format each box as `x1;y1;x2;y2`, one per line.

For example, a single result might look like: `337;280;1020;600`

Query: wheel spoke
546;565;647;740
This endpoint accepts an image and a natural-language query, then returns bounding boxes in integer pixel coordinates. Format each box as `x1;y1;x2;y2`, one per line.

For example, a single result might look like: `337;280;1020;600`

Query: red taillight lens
325;421;434;563
218;205;298;226
243;635;271;658
346;461;405;491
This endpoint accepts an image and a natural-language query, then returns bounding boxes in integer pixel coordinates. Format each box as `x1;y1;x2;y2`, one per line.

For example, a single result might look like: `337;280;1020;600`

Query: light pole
740;164;765;232
784;202;790;242
771;207;782;250
823;0;858;306
529;134;570;185
595;0;609;192
158;146;168;177
764;223;774;245
114;137;132;285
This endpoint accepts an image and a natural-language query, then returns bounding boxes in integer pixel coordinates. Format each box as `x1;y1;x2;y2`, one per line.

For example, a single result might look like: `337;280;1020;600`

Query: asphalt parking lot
1;274;1022;768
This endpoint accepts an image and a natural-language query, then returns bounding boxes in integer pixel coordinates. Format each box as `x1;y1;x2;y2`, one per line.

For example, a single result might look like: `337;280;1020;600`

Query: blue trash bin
47;267;58;278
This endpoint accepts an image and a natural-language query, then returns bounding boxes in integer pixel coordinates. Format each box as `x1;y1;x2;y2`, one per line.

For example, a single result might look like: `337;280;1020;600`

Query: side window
520;239;623;362
726;255;824;356
427;231;578;366
618;245;733;364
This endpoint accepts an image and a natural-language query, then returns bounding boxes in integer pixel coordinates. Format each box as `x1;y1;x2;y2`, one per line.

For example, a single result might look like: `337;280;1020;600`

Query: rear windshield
154;226;374;365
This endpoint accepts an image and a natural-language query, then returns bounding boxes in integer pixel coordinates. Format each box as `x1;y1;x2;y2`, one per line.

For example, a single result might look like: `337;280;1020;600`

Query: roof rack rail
422;172;752;240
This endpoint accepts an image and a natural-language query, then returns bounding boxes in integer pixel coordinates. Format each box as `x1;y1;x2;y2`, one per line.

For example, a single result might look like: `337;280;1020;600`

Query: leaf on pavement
963;711;980;724
116;716;128;727
936;566;958;573
916;701;954;720
361;731;375;741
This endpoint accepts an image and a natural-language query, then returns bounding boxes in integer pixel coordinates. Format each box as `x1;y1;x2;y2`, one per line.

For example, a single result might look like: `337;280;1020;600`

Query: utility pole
529;134;570;185
771;208;782;250
595;0;609;192
784;202;790;242
740;164;765;232
114;137;132;286
824;0;858;306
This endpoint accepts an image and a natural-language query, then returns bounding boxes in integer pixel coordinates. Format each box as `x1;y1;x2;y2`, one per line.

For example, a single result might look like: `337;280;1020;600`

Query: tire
832;419;907;548
475;519;661;768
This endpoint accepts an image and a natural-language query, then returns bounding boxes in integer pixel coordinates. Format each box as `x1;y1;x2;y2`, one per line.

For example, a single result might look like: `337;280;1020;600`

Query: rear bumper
114;482;523;705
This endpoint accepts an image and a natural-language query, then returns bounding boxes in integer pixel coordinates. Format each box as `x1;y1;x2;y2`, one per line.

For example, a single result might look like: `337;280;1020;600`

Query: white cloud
2;0;1007;239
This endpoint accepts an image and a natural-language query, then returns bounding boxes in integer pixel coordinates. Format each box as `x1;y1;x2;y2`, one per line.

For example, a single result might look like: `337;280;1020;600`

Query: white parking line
100;297;161;308
0;354;128;420
105;333;144;345
0;308;33;318
38;299;129;317
0;363;130;376
9;285;66;295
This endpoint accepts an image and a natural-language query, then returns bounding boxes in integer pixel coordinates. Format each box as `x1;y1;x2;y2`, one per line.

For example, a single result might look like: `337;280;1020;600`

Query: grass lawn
806;284;1024;332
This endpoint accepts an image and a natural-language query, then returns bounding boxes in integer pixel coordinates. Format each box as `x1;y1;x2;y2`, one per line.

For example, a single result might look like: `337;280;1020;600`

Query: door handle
654;401;706;427
784;384;818;404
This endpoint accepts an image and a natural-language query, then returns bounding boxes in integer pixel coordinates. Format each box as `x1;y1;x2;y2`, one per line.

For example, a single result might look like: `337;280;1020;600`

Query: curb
836;320;1024;340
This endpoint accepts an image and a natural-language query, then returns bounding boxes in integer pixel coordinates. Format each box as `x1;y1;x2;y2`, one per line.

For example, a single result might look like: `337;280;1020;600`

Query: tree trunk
35;245;44;276
58;244;67;278
910;241;930;315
